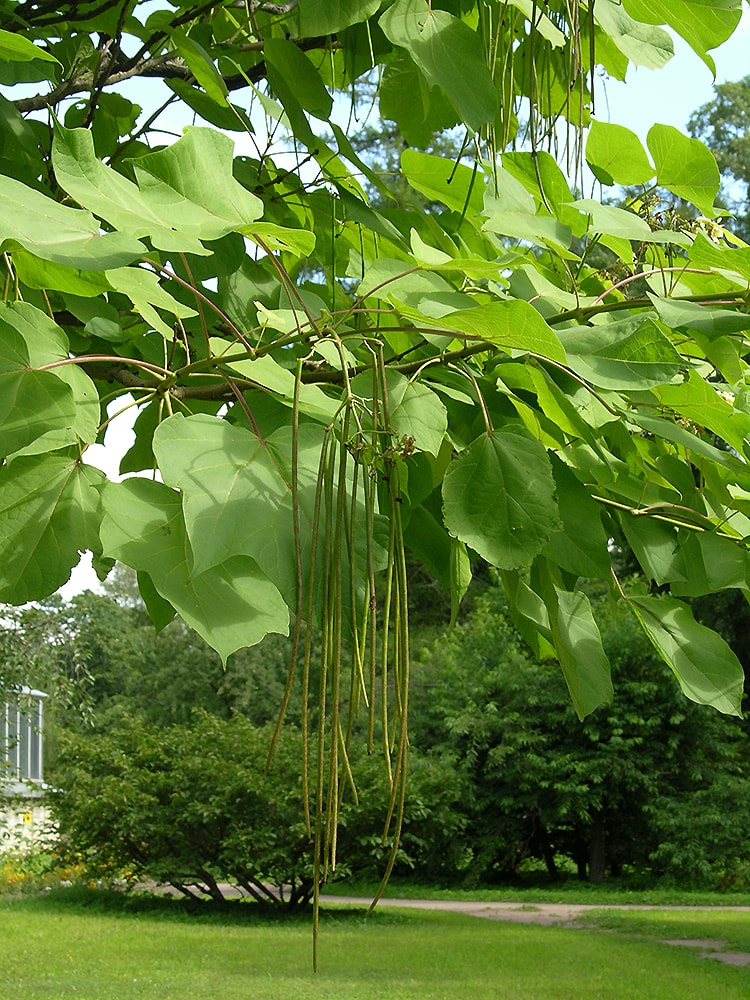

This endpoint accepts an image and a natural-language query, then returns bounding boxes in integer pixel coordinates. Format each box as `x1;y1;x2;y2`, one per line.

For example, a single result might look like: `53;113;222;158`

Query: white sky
58;10;750;599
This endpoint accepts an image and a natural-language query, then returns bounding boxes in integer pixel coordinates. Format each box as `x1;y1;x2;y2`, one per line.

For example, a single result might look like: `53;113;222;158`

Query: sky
602;12;750;139
57;9;750;599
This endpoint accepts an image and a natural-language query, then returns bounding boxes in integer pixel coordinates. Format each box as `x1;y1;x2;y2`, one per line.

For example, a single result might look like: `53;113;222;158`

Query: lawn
581;908;750;953
1;890;750;1000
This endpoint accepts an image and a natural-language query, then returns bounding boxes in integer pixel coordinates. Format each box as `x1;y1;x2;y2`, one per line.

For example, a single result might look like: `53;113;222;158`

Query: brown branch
12;0;123;28
79;362;161;392
80;359;242;401
12;36;335;112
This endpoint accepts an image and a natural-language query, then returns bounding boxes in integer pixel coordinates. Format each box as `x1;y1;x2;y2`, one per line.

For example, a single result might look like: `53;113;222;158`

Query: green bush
49;712;467;905
335;748;469;883
50;714;313;907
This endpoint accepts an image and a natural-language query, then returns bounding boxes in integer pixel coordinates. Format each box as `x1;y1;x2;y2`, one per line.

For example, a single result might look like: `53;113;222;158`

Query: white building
1;688;50;847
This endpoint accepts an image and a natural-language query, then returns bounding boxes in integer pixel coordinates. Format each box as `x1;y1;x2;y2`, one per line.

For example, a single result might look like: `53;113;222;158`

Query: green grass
582;909;750;953
1;889;749;999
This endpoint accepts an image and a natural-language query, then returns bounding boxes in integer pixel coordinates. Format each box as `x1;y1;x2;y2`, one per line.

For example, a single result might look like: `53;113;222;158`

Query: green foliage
50;714;315;907
410;586;750;886
49;711;465;904
688;73;750;238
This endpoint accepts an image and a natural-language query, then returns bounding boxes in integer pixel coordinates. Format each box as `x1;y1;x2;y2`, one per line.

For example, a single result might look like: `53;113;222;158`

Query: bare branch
12;36;335;112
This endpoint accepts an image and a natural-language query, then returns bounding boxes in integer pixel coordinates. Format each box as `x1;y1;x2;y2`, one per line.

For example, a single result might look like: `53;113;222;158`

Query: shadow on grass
0;886;409;928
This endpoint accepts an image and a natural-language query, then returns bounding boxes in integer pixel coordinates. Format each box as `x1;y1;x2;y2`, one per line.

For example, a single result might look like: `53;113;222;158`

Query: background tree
51;581;304;730
688;76;750;239
410;585;750;886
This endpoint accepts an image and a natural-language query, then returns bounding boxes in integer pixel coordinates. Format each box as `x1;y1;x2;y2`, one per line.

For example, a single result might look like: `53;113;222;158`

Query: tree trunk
538;823;559;880
588;814;607;884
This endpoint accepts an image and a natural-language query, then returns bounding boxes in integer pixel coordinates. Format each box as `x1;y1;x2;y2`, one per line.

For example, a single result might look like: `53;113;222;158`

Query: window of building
1;688;46;792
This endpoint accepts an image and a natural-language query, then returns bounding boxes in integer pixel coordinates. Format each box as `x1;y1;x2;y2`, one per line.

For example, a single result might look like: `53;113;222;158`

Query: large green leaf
0;301;99;454
647;124;720;216
99;477;289;663
481;207;573;249
499;151;584;236
52;122;205;256
500;569;556;660
52;124;264;255
264;38;332;121
621;515;684;586
558;315;686;389
549;587;614;720
380;0;497;131
165;80;253;133
671;531;750;597
402;505;452;591
152;414;325;604
571;200;653;241
0;174;143;269
297;0;381;34
105;267;197;339
379;52;459;147
358;258;455;307
654;371;750;456
628;594;744;716
0;28;59;64
132;128;264;239
0;326;73;458
687;232;750;282
171;31;228;107
246;222;316;258
442;428;560;570
650;294;750;338
409;229;515;280
212;342;340;423
542;457;611;579
0;454;104;603
401;149;484;216
12;250;110;298
585;121;655;186
401;299;567;364
593;0;674;69
621;0;741;72
632;412;746;471
389;380;448;458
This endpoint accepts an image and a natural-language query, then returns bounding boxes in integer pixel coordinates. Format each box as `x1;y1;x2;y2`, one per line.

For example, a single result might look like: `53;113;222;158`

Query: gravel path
321;896;750;966
322;896;750;925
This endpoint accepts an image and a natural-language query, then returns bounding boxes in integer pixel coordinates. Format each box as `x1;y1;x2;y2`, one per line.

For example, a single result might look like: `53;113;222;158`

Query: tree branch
12;0;124;28
12;36;335;112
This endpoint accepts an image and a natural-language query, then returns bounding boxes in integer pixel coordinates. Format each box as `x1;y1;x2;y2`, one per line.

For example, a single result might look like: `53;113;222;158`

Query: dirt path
322;895;750;925
321;896;750;967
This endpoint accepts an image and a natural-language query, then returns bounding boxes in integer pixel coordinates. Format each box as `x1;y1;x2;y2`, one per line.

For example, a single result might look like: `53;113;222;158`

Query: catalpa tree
1;0;749;900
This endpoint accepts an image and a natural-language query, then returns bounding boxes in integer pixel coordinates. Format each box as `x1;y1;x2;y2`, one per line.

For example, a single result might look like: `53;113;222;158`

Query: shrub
49;712;467;905
50;714;313;907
